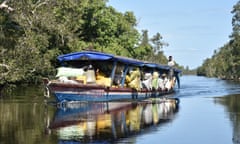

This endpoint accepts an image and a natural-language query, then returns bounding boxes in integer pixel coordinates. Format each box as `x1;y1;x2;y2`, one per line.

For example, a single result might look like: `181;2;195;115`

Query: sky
107;0;238;69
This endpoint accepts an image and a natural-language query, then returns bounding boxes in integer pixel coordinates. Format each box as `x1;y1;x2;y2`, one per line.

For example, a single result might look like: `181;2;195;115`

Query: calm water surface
1;75;240;144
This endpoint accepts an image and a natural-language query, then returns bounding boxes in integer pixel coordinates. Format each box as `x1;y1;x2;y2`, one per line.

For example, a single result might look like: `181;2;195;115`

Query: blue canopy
57;51;181;73
114;56;144;66
57;51;114;62
144;63;172;71
144;63;158;68
57;51;145;66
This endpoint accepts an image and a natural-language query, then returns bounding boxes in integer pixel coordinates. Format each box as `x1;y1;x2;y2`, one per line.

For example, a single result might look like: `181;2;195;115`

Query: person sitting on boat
165;78;172;91
152;71;159;90
159;73;174;91
142;73;152;90
161;73;175;91
158;73;166;91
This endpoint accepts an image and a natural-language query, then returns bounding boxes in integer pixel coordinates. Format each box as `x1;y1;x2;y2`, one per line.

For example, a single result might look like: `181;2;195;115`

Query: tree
150;32;168;54
0;0;141;85
197;1;240;80
229;1;240;79
134;30;152;60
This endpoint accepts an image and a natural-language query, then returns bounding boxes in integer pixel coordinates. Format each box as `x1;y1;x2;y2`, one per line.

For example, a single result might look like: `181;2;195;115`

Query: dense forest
0;0;184;87
197;1;240;80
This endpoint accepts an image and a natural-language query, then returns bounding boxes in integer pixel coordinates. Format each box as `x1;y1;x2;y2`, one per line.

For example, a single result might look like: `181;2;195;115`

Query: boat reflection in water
47;98;179;143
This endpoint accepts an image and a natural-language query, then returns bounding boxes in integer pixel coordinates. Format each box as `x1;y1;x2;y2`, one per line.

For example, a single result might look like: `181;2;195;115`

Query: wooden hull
44;79;175;102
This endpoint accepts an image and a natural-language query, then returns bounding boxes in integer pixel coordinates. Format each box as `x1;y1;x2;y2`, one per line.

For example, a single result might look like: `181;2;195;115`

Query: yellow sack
128;69;141;90
96;77;111;87
76;75;87;84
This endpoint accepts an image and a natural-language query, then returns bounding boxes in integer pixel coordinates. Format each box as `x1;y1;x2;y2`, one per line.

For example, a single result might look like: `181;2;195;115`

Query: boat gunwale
47;80;172;93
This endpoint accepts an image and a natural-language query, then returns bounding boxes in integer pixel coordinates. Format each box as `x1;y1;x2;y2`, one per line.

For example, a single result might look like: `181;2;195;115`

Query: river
0;75;240;144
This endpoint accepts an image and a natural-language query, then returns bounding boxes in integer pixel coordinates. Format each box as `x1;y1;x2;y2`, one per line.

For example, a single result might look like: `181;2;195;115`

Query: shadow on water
46;98;180;143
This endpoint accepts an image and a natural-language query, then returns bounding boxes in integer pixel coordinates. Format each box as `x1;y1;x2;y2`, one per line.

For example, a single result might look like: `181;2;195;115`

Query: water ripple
176;75;240;98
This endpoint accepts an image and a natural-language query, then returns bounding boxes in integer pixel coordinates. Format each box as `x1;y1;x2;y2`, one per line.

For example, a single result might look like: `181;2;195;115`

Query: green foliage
197;1;240;80
135;30;171;65
0;0;173;85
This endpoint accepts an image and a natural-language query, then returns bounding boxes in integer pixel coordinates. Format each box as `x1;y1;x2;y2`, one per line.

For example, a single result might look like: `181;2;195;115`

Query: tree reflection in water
46;98;179;143
215;94;240;144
